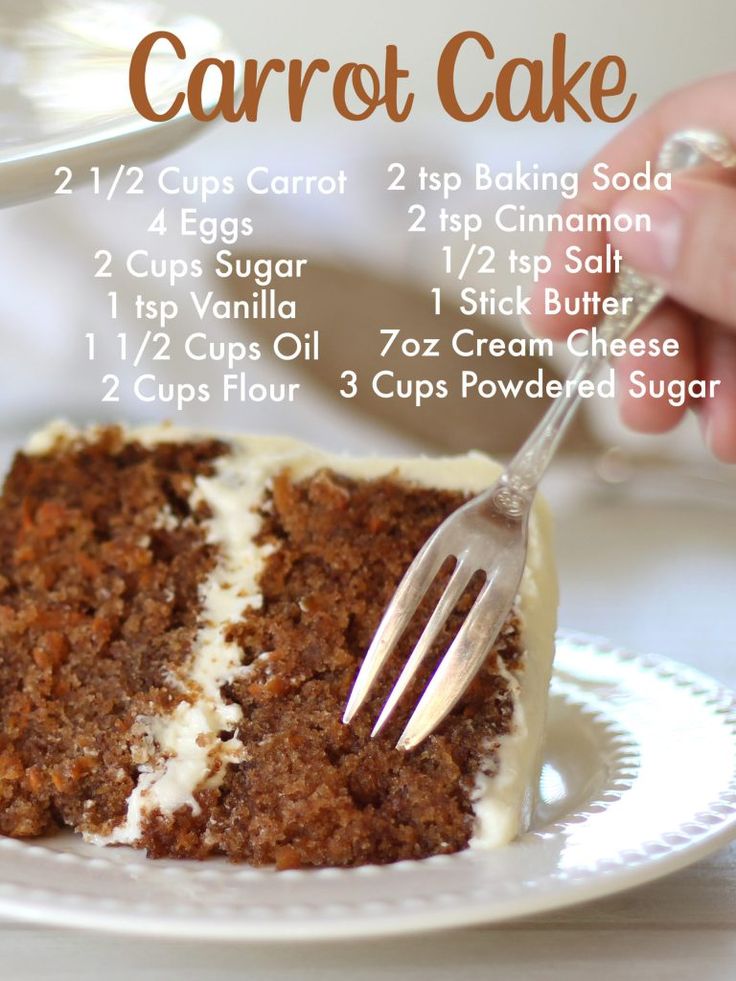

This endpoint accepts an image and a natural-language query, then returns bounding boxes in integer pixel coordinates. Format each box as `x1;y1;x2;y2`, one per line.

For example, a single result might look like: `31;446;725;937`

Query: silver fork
343;128;736;751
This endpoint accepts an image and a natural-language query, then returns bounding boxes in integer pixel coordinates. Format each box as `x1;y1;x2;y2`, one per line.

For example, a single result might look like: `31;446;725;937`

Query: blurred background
0;0;734;675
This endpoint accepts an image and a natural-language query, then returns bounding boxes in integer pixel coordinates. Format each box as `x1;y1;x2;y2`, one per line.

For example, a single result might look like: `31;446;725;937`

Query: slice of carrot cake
0;422;556;868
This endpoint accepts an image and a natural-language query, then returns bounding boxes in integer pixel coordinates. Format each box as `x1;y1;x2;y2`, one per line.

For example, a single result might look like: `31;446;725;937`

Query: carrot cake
0;422;557;868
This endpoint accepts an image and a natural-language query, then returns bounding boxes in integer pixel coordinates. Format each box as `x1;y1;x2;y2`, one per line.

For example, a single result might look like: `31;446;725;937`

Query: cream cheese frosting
27;421;557;850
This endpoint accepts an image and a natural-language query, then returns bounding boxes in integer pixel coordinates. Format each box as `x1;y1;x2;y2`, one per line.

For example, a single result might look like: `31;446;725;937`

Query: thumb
609;178;736;328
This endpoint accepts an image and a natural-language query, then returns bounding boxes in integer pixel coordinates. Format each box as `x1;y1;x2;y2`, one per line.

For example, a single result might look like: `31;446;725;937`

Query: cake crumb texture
140;468;522;868
0;429;225;839
0;429;524;868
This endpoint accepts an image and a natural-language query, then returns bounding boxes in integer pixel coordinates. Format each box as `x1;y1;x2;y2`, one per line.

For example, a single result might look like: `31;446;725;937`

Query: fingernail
610;193;684;277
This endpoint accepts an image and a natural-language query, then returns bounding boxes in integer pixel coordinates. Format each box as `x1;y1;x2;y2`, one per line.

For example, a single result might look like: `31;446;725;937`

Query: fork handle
483;129;736;520
495;267;663;514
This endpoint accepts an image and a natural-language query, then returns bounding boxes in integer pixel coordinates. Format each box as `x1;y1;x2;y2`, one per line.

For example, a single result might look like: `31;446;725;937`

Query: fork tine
342;536;447;725
396;574;518;751
370;556;474;737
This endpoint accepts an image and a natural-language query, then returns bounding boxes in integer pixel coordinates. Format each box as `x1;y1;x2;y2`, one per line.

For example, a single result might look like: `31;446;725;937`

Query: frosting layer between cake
21;421;557;857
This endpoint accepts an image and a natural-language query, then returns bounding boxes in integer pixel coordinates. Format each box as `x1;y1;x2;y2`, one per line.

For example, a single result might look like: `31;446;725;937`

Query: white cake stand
0;1;231;207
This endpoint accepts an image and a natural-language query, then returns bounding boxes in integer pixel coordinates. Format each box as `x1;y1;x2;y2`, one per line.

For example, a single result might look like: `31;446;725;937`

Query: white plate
0;5;230;207
1;633;735;941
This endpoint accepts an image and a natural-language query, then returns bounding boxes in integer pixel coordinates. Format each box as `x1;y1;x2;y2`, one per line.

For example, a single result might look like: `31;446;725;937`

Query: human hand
527;74;736;462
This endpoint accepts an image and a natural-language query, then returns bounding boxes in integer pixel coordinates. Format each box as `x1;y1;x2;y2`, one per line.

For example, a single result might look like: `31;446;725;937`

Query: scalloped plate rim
0;630;734;941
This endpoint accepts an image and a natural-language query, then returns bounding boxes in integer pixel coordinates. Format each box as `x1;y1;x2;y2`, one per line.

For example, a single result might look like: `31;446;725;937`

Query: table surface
1;472;735;978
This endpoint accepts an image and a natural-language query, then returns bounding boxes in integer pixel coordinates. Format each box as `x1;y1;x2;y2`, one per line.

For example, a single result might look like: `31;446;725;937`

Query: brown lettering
384;45;414;121
238;59;286;121
188;58;235;121
333;63;381;120
590;55;637;122
549;33;592;122
437;31;495;122
495;59;547;121
128;30;635;127
129;31;186;122
288;60;330;121
332;47;413;121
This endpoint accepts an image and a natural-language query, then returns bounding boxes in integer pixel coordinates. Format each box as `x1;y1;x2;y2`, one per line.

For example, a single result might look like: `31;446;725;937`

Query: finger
616;304;698;433
527;224;611;337
566;72;736;218
527;71;736;338
609;178;736;328
700;325;736;463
